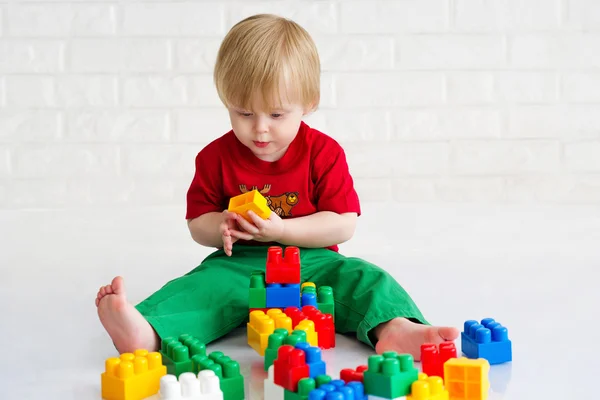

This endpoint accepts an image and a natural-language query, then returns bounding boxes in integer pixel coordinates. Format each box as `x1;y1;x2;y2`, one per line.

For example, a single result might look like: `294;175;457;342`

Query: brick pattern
1;0;599;208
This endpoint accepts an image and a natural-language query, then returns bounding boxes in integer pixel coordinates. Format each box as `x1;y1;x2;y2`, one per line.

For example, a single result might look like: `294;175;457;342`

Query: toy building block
317;286;334;318
247;309;292;356
444;358;490;400
266;246;301;284
420;341;457;379
193;351;244;400
340;365;367;383
265;329;307;371
101;349;167;400
228;189;271;222
363;352;419;398
158;370;224;400
274;345;310;392
267;283;301;308
406;373;449;400
160;335;207;377
295;342;326;378
308;380;367;400
284;307;308;328
283;377;316;400
301;290;318;308
249;271;266;309
264;364;285;400
461;318;512;365
294;319;318;347
302;306;335;349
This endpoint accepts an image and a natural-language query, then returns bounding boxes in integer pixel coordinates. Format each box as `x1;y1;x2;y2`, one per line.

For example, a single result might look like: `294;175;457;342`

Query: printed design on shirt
239;184;299;217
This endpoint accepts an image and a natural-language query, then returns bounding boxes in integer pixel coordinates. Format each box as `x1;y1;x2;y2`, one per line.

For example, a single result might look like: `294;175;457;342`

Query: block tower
247;246;336;357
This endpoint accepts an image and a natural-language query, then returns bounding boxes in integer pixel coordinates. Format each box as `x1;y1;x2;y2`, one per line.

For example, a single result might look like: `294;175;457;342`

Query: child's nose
254;117;269;134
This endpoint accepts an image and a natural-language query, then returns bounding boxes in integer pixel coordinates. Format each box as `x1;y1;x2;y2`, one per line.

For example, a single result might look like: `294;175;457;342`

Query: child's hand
231;210;284;243
220;210;253;256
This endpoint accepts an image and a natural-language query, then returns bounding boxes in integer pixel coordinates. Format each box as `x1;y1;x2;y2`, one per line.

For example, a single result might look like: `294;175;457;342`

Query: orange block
228;190;271;221
444;358;490;400
101;349;166;400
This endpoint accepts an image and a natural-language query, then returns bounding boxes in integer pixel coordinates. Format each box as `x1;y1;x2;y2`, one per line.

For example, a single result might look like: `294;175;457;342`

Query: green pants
135;245;428;349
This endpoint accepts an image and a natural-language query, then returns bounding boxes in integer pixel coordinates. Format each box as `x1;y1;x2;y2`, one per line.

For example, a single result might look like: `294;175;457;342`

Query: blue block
266;283;300;308
295;343;326;378
308;381;366;400
461;318;512;365
302;292;318;308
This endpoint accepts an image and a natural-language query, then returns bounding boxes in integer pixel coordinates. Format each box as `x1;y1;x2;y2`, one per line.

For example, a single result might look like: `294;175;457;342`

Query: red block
420;341;457;378
284;307;308;328
273;345;310;392
340;365;367;383
302;306;336;349
266;246;301;284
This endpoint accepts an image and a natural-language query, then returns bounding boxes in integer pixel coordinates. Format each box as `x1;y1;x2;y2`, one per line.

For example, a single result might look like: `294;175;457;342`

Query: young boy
95;14;458;360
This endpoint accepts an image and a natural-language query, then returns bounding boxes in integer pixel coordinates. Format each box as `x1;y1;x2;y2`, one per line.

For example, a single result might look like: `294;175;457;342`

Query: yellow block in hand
228;190;272;221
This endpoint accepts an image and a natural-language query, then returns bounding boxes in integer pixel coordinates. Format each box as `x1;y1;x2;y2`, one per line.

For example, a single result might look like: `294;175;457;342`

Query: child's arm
232;210;357;248
279;211;357;248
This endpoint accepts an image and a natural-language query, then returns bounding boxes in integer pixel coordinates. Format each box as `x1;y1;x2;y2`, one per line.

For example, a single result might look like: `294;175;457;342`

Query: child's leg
96;245;271;353
300;248;459;359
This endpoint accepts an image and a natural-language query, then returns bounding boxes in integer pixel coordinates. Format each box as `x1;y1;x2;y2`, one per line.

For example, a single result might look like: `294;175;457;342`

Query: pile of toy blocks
263;317;512;400
247;245;336;360
263;340;495;400
100;333;245;400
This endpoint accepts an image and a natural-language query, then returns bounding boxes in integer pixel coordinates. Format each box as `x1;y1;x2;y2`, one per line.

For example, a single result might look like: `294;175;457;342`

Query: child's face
227;92;310;162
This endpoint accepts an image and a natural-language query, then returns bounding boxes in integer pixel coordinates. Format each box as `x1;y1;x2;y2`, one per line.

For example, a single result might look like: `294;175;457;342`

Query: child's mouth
253;141;269;148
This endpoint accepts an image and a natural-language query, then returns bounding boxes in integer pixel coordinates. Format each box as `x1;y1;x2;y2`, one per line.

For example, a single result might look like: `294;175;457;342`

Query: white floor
1;203;598;400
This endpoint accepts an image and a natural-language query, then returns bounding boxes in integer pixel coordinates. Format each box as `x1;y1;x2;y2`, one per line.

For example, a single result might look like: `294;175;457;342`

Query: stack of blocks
249;246;335;315
264;343;368;400
247;245;336;358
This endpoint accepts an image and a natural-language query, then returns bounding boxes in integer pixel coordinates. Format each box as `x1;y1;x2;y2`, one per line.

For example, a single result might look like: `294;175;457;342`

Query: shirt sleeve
313;144;361;216
185;147;224;220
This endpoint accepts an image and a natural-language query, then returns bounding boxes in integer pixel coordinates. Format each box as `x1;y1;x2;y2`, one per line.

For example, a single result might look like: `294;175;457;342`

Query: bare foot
374;318;459;361
96;276;159;354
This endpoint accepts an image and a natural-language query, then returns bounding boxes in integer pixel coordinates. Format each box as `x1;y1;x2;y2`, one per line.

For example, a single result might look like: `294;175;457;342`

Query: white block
159;370;223;400
264;365;284;400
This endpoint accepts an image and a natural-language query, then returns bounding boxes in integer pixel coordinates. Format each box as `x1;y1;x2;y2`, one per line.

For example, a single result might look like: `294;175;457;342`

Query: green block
363;352;418;398
193;351;245;400
264;329;308;371
159;334;206;377
283;378;316;400
302;286;317;295
317;286;334;318
249;270;266;309
264;329;289;371
315;374;331;388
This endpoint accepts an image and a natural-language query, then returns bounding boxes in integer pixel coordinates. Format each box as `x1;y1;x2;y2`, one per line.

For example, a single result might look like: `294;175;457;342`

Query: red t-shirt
185;121;361;252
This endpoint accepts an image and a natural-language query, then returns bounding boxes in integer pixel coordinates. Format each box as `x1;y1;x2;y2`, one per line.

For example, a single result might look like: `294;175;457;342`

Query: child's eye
271;113;283;118
239;112;253;117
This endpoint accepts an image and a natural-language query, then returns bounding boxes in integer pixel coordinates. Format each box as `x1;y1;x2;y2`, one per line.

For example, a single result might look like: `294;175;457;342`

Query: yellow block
101;349;166;400
444;358;490;400
247;309;294;356
407;373;449;400
294;319;318;347
301;282;316;290
266;309;293;333
228;190;271;221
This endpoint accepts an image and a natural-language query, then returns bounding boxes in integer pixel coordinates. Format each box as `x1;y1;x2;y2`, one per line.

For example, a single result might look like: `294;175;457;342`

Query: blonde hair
214;14;320;112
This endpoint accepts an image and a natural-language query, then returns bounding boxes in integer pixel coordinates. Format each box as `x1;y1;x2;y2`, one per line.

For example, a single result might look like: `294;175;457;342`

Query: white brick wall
1;0;600;209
